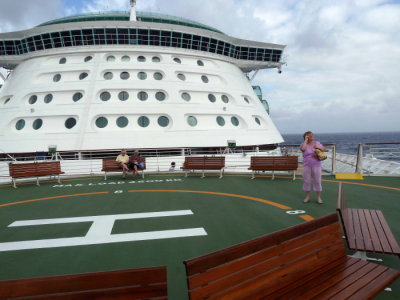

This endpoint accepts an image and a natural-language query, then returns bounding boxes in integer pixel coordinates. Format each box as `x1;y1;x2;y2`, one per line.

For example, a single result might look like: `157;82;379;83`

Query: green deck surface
0;174;399;299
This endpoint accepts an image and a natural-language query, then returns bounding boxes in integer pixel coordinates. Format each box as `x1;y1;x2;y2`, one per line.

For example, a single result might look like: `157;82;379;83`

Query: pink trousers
302;165;322;192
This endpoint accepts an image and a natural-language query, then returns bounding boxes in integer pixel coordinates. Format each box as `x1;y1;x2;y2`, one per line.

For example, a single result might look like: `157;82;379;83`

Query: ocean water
282;132;400;161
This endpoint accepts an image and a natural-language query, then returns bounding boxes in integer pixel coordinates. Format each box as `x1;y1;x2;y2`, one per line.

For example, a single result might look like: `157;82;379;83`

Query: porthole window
187;116;198;127
181;93;191;101
73;92;83;102
33;118;43;130
152;56;160;62
155;92;166;101
104;72;113;80
216;116;225;127
118;91;129;101
29;95;37;104
120;72;130;80
244;97;250;104
65;117;77;129
137;91;148;101
221;95;229;103
153;72;163;80
79;72;88;80
53;74;61;82
59;57;66;64
106;55;115;62
121;55;130;62
137;72;147;80
100;91;111;101
44;94;53;103
16;119;25;130
231;116;239;126
158;116;169;127
96;117;108;128
137;56;146;62
173;57;181;64
208;94;216;103
116;116;129;128
84;56;92;62
138;116;150;127
201;75;209;83
4;98;11;105
177;73;186;81
255;117;261;125
197;60;204;66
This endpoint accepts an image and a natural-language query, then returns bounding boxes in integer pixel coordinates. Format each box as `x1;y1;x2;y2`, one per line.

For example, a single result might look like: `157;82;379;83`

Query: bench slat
370;209;393;254
358;209;374;251
363;209;383;252
376;210;400;254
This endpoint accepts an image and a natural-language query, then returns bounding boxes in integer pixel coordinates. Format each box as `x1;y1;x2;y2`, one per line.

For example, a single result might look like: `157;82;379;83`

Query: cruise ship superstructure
0;2;285;153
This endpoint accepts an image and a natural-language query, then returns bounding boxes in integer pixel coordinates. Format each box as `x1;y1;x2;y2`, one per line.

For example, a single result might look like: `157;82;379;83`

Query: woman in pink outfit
300;131;328;204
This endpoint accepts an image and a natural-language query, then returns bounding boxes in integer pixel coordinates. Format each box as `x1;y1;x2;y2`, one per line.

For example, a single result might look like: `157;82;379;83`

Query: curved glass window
138;116;150;127
173;57;181;64
216;116;225;126
73;92;83;102
104;72;113;80
221;95;229;103
231;116;239;126
121;55;130;62
120;72;130;80
44;94;53;103
53;74;61;82
181;93;191;101
153;72;163;80
33;118;43;130
244;97;250;104
95;117;108;128
177;73;186;81
152;56;161;62
137;91;148;101
197;60;204;66
116;116;129;128
158;116;169;127
255;117;261;125
29;95;37;104
106;55;115;62
16;119;25;130
155;92;166;101
118;91;129;101
187;116;198;127
84;56;92;62
79;72;88;80
137;56;146;62
65;117;77;129
208;94;216;103
100;91;111;101
59;57;66;64
4;98;11;105
201;75;209;83
137;72;147;80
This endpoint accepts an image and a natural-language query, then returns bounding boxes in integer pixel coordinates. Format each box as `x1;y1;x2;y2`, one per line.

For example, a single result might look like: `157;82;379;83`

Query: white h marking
0;210;207;252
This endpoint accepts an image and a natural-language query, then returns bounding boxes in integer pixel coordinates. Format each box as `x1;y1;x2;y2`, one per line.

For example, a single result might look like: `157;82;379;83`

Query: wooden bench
102;157;146;180
181;156;225;178
0;266;167;300
337;182;400;260
248;155;298;180
184;213;399;300
8;161;64;188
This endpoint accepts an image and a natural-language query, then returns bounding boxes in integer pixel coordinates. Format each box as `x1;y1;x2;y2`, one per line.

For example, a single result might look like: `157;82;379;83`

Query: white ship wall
0;47;283;153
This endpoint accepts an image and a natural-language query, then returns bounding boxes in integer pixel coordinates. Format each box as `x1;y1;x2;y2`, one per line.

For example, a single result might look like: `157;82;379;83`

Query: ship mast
130;0;137;21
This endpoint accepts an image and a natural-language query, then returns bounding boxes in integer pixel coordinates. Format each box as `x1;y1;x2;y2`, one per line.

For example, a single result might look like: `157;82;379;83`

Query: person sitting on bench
115;149;129;178
129;150;144;177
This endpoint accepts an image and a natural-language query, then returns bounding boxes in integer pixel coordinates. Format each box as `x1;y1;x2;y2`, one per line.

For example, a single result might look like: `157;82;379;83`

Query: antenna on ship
130;0;137;21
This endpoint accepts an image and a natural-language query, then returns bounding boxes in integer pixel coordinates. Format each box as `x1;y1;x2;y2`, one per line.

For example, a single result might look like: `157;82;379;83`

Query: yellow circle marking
128;189;292;210
0;192;109;208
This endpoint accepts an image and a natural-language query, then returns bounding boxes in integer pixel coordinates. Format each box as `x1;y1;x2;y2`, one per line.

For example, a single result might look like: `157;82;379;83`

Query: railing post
332;144;336;174
355;143;363;174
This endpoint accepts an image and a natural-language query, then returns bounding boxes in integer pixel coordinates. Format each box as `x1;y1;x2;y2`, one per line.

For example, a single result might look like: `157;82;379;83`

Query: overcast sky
0;0;399;134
